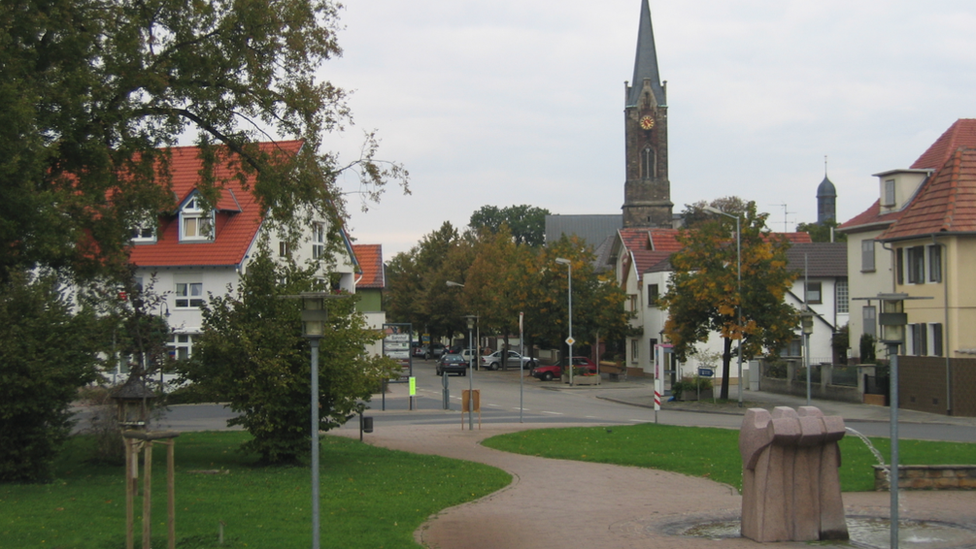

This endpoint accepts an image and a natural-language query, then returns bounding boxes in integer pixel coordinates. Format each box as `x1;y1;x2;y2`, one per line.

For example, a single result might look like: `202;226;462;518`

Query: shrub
671;376;712;399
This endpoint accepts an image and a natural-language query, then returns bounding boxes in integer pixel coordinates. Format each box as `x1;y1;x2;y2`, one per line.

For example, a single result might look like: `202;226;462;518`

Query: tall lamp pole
464;315;476;430
555;258;574;385
297;292;333;549
703;206;743;406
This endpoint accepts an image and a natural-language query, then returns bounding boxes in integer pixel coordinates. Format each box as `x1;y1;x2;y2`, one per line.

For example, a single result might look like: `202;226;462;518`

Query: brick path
334;421;976;548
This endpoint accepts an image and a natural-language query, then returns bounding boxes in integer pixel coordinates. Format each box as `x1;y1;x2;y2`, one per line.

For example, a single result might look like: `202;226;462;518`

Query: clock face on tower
639;116;655;130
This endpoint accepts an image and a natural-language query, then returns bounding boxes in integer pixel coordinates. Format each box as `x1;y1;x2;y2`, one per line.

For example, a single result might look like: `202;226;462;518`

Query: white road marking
541;411;564;416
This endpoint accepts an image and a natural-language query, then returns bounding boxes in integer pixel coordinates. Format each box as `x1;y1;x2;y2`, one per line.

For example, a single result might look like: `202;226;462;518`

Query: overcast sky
323;0;976;258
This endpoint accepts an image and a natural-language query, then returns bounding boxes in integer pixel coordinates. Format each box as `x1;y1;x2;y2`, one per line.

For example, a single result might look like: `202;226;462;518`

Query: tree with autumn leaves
659;202;799;399
386;221;631;361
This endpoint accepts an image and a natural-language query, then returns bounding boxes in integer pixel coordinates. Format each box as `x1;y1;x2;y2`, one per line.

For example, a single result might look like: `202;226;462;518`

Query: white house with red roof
351;244;386;356
839;118;976;362
606;227;842;386
127;141;358;363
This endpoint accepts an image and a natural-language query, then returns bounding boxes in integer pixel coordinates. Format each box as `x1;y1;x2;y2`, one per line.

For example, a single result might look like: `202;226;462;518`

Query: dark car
423;343;446;360
436;353;470;376
530;356;597;381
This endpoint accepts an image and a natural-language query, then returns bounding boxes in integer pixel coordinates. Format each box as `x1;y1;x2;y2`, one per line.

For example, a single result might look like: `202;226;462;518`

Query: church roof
628;0;666;108
817;175;836;198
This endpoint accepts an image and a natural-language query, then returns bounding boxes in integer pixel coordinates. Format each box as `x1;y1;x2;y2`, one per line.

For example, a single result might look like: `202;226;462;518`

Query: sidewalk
334;383;976;548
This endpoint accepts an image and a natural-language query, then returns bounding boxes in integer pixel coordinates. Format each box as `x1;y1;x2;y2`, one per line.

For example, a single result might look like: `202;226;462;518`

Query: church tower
622;0;673;228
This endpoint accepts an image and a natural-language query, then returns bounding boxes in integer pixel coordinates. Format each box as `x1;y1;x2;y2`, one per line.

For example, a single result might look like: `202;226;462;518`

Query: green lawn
0;432;511;549
481;422;976;492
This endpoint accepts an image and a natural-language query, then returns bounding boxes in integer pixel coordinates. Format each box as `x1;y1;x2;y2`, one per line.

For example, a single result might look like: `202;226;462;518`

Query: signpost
653;344;673;423
382;323;413;410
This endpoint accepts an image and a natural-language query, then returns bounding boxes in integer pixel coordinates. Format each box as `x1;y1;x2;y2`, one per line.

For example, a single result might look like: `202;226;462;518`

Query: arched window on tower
641;146;656;180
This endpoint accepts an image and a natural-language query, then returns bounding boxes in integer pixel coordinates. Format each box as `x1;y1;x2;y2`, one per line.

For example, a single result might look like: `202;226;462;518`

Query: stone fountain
739;406;849;542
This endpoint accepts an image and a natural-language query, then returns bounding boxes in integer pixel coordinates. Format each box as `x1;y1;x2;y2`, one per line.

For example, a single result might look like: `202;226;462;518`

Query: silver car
480;350;536;370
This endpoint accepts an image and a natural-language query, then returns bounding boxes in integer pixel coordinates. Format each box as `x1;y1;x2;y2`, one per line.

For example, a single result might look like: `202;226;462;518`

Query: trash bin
361;416;374;433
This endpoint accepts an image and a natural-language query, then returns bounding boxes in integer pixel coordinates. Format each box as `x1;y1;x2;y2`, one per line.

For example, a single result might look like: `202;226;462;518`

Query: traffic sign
565;337;575;346
698;368;714;377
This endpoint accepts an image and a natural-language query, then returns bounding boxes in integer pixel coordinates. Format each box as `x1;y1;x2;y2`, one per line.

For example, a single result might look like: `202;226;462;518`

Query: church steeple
622;0;672;229
817;156;837;224
628;0;666;108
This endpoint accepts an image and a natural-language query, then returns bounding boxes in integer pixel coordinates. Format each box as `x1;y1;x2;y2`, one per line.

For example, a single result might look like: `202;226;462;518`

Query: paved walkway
333;385;976;548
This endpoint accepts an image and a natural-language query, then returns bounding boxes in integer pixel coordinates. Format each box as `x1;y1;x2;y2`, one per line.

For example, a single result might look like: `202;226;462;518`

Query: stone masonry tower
622;0;673;228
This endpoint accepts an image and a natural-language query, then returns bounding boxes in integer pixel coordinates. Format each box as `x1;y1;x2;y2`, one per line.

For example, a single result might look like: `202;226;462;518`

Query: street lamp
703;206;743;406
555;258;574;385
464;314;477;430
445;281;465;412
280;291;343;549
800;308;815;405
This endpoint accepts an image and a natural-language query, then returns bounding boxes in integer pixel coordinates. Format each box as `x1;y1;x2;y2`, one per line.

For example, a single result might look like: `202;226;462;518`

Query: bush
860;333;877;363
671;376;712;399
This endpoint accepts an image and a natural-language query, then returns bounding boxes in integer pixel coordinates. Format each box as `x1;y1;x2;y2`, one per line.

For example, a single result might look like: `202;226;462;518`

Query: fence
758;360;866;404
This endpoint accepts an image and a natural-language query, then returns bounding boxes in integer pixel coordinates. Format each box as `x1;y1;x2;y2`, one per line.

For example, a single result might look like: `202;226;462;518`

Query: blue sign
698;368;714;377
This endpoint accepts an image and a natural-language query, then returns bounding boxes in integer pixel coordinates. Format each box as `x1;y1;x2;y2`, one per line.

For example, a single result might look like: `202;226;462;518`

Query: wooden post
121;430;179;549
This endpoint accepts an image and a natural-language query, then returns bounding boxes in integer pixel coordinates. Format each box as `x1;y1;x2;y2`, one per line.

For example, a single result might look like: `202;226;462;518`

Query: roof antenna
824;155;829;177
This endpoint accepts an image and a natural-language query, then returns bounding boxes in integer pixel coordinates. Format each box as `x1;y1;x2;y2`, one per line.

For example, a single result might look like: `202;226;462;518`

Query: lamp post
464;315;476;430
800;308;814;405
877;293;907;549
445;281;465;411
555;258;574;385
295;292;340;549
703;206;743;406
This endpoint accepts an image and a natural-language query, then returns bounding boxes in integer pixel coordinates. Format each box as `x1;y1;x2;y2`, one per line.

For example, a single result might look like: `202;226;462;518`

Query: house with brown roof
126;141;358;372
839;118;976;362
605;227;830;381
352;244;387;356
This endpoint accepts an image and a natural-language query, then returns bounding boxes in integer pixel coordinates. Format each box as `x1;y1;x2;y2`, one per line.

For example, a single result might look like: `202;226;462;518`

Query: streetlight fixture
464;314;477;431
703;206;743;406
800;307;815;405
280;291;344;549
555;258;574;385
850;291;931;549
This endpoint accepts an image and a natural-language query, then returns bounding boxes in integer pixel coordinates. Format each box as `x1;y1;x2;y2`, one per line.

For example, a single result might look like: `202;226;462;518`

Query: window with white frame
312;222;325;258
836;279;849;314
907;246;925;284
180;197;213;241
932;323;944;357
630;339;639;363
883;179;896;206
167;333;197;360
629;294;638;312
647;284;659;307
279;242;290;257
929;245;942;283
130;222;156;243
861;239;875;272
175;281;204;308
805;281;822;304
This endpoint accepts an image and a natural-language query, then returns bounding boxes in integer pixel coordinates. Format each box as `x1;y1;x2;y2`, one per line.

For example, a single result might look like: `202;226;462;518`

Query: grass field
0;431;511;549
481;422;976;492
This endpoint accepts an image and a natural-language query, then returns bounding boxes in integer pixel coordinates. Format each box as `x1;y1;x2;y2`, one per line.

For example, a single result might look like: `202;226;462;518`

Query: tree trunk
721;337;732;400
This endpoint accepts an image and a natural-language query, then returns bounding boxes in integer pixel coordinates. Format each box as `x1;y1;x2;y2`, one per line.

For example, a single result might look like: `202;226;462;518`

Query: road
139;358;976;444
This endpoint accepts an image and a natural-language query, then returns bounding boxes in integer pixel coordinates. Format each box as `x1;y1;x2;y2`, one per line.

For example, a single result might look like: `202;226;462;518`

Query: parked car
530;356;597;381
423;343;446;360
481;350;537;371
411;342;425;357
435;353;470;376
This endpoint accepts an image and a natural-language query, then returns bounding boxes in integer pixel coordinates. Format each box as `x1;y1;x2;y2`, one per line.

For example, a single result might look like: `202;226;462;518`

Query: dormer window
180;197;214;242
130;223;156;243
883;179;896;206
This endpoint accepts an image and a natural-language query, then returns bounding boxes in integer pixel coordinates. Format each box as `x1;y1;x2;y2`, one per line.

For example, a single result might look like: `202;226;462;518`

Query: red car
530;357;597;381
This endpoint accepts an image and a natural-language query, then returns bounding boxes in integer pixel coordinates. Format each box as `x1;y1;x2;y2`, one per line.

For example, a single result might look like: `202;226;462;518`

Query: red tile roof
129;141;304;267
911;119;976;170
842;119;976;235
352;244;384;289
882;147;976;239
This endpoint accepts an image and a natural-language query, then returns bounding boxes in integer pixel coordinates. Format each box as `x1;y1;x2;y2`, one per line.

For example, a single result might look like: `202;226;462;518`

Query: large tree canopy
469;204;551;247
659;202;799;399
0;0;406;283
